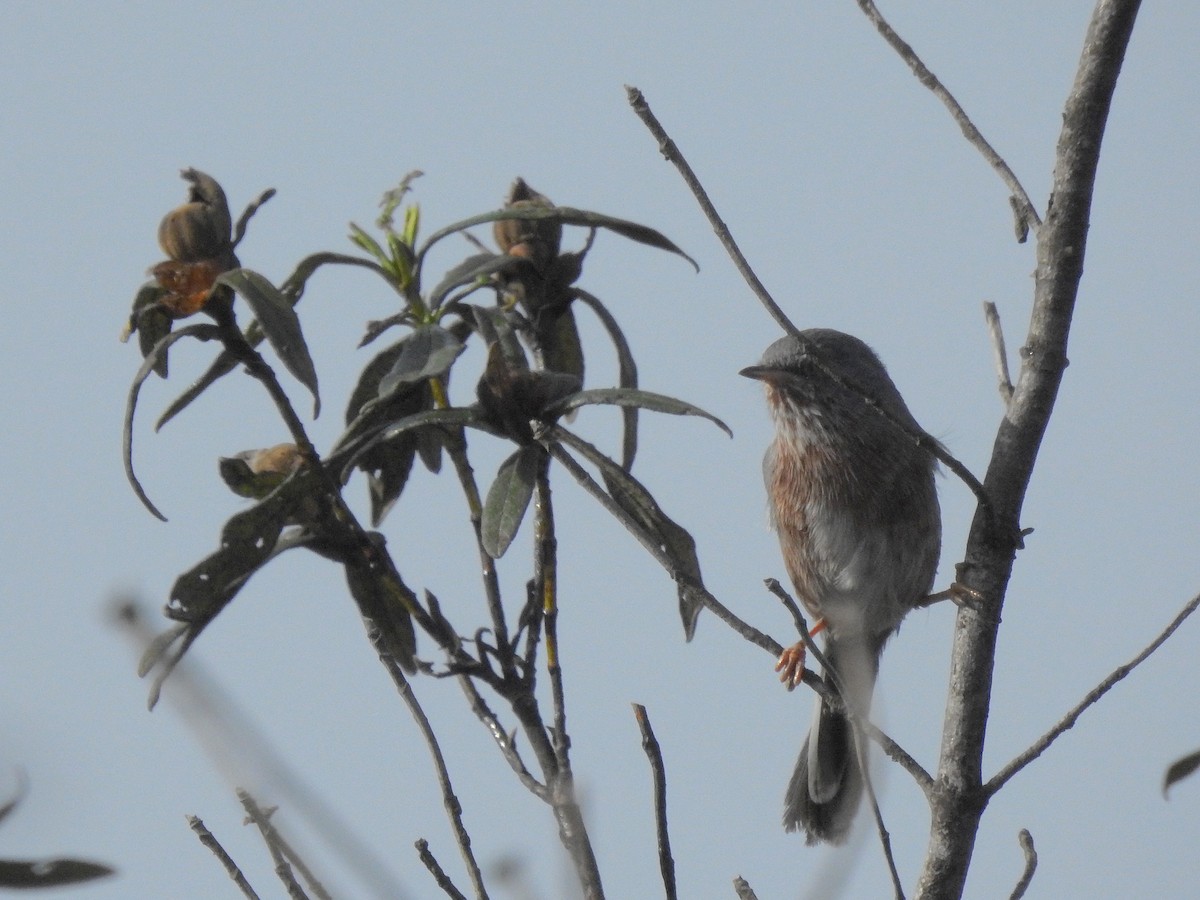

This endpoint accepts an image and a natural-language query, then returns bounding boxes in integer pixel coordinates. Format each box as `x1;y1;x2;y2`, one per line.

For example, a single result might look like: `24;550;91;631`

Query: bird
740;329;941;845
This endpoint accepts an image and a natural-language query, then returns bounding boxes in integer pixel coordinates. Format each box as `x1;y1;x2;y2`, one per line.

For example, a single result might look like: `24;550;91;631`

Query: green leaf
378;325;464;398
547;388;731;436
349;223;389;264
556;429;708;639
345;559;417;673
429;252;514;307
333;406;491;479
573;288;639;469
124;324;223;521
481;446;540;558
0;859;115;888
216;268;321;417
418;206;699;271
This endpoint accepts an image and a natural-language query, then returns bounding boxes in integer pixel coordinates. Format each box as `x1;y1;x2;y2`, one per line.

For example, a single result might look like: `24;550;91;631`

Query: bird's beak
739;364;780;382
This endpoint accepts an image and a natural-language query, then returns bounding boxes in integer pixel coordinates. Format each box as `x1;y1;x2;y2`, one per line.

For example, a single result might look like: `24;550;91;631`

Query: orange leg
774;617;827;692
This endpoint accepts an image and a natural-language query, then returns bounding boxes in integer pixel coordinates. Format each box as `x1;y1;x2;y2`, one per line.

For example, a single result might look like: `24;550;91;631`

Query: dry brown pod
157;168;233;263
493;177;562;271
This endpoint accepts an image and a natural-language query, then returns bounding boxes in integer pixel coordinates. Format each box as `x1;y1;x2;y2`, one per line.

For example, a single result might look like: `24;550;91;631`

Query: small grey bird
741;330;941;845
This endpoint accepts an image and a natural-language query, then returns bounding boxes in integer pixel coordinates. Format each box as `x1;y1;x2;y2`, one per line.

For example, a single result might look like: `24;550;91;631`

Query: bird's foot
774;618;826;692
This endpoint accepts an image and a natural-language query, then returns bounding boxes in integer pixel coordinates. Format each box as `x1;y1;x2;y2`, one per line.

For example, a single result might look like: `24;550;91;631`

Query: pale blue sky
3;3;1199;898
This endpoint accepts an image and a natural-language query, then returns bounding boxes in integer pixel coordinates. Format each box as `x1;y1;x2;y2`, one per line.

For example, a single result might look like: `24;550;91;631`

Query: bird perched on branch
741;329;941;845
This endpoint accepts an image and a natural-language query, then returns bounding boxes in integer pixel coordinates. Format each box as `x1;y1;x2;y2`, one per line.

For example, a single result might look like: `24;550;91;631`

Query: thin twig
1008;829;1038;900
632;705;678;900
853;728;905;900
548;434;784;659
457;676;549;799
763;589;904;894
444;429;516;672
387;662;490;900
764;579;933;792
238;792;313;900
187;815;260;900
854;0;1042;238
533;449;570;773
625;85;1000;536
984;302;1014;407
414;839;470;900
987;590;1200;795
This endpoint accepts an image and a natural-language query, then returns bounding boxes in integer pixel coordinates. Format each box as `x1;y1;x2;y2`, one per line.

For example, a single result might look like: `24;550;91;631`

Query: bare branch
919;4;1144;892
415;839;470;900
626;84;1000;538
632;705;678;900
187;815;260;900
390;662;489;899
1008;830;1038;900
764;579;934;793
548;434;784;660
983;302;1014;407
854;0;1042;238
987;590;1200;795
457;676;549;800
238;791;317;900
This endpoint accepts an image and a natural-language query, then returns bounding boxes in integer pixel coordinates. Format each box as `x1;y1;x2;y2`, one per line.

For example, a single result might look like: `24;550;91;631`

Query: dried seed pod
493;177;561;271
157;169;233;263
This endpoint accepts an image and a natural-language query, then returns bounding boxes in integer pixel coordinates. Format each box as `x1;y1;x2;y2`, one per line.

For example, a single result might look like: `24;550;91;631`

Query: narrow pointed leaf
348;223;389;264
470;305;528;370
124;324;222;520
345;560;417;673
547;387;731;436
0;859;115;888
481;446;539;558
574;287;639;468
378;325;464;398
157;253;387;431
216;268;321;417
1164;748;1200;797
556;428;708;639
429;252;514;307
333;406;490;477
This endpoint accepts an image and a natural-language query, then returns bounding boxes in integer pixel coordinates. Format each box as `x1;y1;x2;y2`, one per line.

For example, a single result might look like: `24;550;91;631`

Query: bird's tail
783;633;882;845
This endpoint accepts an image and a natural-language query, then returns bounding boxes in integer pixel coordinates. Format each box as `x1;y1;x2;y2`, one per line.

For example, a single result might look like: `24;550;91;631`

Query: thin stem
548;431;782;658
626;85;999;534
533;449;569;767
632;705;678;900
444;429;515;669
187;815;260;900
238;790;317;900
854;0;1042;238
1008;830;1038;900
393;665;489;899
457;675;549;800
986;590;1200;796
983;302;1014;407
414;840;470;900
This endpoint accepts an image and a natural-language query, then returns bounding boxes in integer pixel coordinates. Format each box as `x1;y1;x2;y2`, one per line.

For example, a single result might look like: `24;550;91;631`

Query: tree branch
915;3;1142;897
854;0;1042;239
986;590;1200;795
626;84;999;537
632;705;678;900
